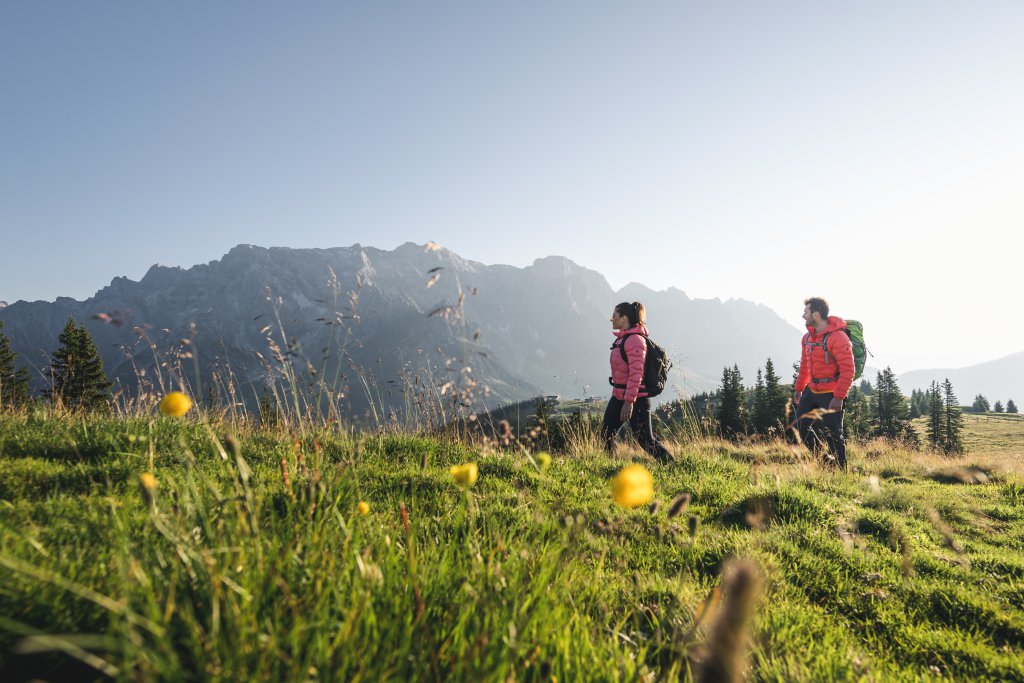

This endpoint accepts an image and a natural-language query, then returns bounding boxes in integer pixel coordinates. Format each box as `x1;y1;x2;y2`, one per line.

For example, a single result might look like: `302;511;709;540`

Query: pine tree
872;367;913;443
258;390;278;428
716;365;746;439
908;389;922;419
971;394;990;413
763;358;788;436
0;321;31;408
46;318;111;412
843;384;872;439
1008;399;1018;414
994;400;1004;413
925;381;944;450
751;369;770;434
859;379;874;396
942;378;965;454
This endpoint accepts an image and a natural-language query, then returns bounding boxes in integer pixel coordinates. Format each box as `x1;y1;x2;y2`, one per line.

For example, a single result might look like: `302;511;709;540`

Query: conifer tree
751;369;770;434
763;358;787;435
908;389;922;419
843;384;872;439
972;394;990;413
926;381;944;449
942;378;965;454
872;367;914;443
46;318;111;412
859;379;874;396
716;365;746;439
259;390;278;428
1008;399;1018;414
0;321;31;408
994;400;1004;413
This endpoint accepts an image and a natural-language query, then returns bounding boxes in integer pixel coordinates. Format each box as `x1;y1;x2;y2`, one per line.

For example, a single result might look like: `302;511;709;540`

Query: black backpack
610;333;672;397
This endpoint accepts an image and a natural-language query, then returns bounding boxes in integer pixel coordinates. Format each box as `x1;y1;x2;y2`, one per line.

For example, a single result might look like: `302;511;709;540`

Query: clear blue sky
2;2;1022;372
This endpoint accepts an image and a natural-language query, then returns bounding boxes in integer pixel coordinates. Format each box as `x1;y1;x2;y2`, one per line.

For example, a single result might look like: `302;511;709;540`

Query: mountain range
2;243;1019;419
0;243;803;419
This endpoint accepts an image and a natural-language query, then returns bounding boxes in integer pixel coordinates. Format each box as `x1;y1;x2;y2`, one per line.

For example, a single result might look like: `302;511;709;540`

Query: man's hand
620;401;634;422
793;391;802;406
828;397;844;411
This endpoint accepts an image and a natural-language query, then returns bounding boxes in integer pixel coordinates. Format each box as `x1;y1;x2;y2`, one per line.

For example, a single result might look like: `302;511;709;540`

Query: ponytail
614;301;646;327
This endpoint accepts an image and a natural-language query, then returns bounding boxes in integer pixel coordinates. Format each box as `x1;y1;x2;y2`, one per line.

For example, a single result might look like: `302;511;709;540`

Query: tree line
655;359;967;453
0;318;112;412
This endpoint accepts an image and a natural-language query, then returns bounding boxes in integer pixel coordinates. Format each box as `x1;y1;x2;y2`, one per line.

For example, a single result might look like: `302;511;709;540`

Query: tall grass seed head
451;462;479;488
159;391;192;417
611;464;654;508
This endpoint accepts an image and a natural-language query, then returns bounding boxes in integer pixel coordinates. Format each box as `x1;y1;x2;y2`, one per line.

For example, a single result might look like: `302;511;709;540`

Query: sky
2;2;1023;373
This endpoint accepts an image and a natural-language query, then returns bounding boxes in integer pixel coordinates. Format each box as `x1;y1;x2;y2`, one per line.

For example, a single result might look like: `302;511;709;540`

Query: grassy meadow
1;408;1024;682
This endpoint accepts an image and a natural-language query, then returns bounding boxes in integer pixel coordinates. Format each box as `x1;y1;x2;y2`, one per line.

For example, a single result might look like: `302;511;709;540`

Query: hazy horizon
3;2;1022;372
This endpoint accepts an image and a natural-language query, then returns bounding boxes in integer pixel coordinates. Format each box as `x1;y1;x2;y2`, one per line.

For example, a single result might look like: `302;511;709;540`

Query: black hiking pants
795;390;847;469
601;396;672;463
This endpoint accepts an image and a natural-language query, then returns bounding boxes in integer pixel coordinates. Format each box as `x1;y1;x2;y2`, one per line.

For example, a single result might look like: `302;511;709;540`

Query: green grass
2;412;1024;681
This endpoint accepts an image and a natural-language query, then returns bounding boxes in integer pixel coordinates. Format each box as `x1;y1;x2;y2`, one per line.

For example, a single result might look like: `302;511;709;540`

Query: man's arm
794;334;810;402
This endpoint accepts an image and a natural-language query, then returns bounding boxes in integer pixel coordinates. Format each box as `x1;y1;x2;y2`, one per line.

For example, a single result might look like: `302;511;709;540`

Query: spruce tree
926;381;944;450
46;318;111;412
843;384;872;439
752;368;770;434
1008;399;1018;414
994;400;1004;413
942;378;965;454
763;358;787;435
971;394;990;413
0;321;31;408
908;389;921;419
872;367;913;442
716;365;745;439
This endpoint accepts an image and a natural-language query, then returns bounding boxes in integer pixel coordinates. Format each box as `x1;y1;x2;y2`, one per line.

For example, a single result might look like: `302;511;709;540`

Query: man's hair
804;297;829;319
615;301;646;327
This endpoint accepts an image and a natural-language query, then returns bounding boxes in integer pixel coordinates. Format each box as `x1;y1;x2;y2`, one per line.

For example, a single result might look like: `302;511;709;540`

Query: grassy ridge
1;412;1024;681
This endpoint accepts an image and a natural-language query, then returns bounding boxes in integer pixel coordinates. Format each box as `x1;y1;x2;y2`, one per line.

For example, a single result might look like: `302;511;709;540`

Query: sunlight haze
2;1;1022;373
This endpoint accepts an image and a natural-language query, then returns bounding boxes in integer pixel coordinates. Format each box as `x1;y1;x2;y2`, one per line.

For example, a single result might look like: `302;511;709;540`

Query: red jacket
610;324;649;403
795;316;855;399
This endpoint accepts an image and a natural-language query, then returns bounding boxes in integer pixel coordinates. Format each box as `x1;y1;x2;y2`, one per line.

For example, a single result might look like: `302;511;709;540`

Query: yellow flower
536;452;552;471
357;501;370;515
450;462;479;488
159;391;192;417
611;464;654;508
139;472;158;507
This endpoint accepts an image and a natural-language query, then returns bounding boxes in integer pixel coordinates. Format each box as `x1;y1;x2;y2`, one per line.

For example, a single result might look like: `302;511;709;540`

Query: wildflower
611;464;654;508
451;463;479;488
358;501;371;515
536;452;552;471
139;472;157;507
159;391;192;417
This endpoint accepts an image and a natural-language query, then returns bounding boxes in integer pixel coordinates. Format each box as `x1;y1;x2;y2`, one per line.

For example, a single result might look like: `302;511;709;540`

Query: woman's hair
615;301;645;327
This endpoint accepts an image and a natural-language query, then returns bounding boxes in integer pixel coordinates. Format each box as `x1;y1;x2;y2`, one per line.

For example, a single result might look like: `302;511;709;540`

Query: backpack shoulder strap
618;332;649;364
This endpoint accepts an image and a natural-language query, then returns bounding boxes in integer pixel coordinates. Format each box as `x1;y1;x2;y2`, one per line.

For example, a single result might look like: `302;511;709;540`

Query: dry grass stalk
694;558;763;683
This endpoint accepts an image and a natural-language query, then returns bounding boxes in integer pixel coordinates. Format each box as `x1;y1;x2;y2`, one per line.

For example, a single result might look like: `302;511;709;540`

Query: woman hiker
602;301;673;463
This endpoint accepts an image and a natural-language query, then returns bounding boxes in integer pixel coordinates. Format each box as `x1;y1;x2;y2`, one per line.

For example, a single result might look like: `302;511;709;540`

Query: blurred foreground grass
1;411;1023;682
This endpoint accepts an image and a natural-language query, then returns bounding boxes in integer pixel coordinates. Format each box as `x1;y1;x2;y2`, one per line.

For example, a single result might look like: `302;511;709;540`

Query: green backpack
821;320;869;381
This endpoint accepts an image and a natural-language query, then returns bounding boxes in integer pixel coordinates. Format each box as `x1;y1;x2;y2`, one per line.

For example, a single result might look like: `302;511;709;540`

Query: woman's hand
620;401;634;422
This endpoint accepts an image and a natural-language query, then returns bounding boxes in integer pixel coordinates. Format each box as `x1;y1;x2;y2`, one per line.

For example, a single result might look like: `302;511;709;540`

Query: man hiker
793;297;855;469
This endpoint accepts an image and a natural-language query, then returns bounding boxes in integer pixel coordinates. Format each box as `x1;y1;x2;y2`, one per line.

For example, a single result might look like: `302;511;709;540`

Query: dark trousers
795;390;847;469
601;396;672;462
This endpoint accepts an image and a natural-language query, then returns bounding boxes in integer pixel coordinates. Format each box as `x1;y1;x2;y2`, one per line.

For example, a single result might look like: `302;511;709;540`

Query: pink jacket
610;324;649;403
